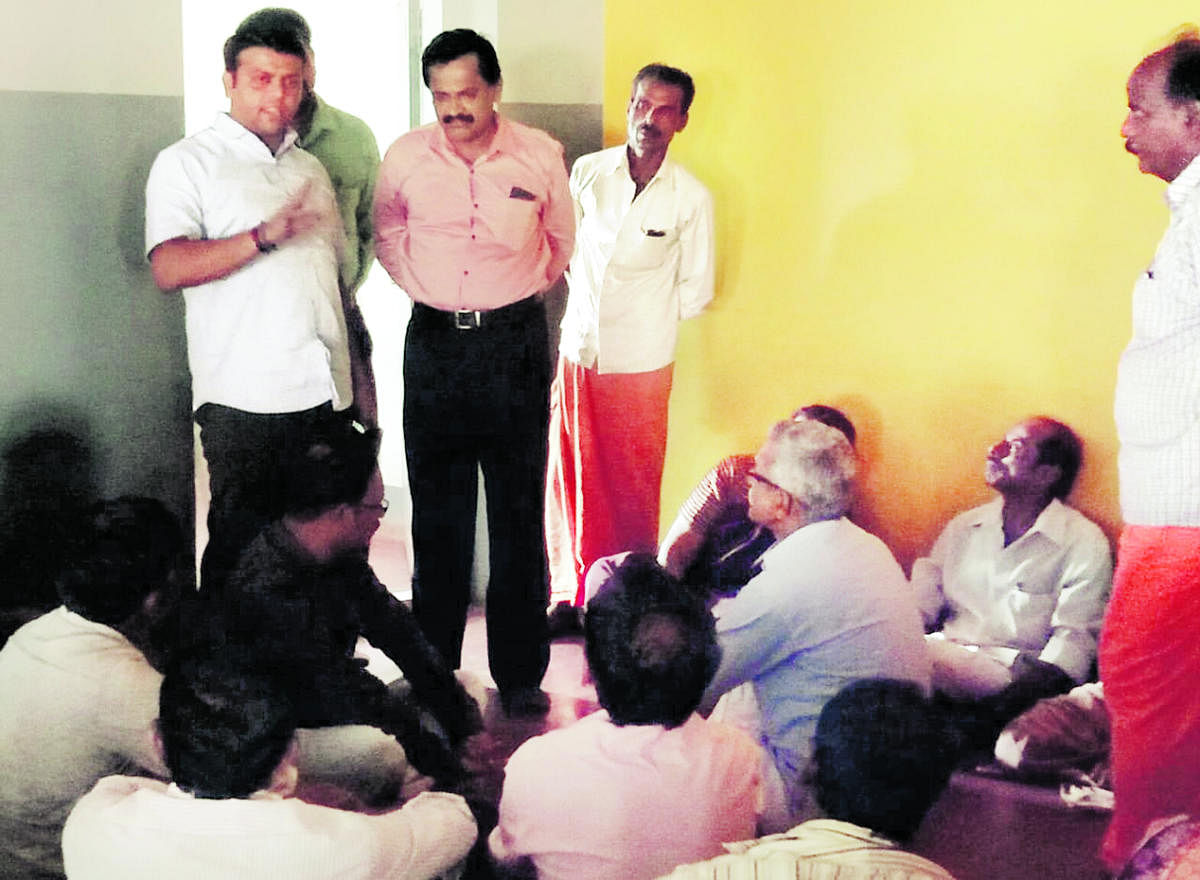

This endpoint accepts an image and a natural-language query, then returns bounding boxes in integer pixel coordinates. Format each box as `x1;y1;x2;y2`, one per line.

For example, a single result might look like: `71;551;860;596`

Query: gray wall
1;1;194;596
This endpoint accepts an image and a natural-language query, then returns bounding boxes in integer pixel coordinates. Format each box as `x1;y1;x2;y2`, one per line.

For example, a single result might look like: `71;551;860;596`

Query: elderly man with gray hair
700;419;930;832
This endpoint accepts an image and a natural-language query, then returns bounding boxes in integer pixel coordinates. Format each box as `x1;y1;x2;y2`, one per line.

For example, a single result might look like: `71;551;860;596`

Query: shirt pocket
1007;581;1055;648
491;191;542;254
614;219;678;271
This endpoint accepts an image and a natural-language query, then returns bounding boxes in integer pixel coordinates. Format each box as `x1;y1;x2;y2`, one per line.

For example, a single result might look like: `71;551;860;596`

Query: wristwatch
250;224;277;254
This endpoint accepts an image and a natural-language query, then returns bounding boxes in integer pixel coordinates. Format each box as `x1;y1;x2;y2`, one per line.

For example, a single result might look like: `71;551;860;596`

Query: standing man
546;64;714;607
145;10;362;592
271;7;381;426
373;29;574;716
1103;34;1200;869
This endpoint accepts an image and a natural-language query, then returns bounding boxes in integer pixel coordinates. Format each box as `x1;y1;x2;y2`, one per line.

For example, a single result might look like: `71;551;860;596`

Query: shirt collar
299;93;332;143
1167;152;1200;211
213;112;300;158
609;144;675;189
431;113;513;163
967;495;1071;546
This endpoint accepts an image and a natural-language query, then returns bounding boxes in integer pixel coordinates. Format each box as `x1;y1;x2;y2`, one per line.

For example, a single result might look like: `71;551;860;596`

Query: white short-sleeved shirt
145;113;351;414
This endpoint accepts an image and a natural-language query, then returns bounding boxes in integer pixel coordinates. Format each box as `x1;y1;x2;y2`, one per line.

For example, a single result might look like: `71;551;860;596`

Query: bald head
1123;39;1200;182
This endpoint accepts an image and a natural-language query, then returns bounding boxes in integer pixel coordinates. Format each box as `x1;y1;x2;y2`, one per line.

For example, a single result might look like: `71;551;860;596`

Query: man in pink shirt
489;554;762;880
374;29;574;716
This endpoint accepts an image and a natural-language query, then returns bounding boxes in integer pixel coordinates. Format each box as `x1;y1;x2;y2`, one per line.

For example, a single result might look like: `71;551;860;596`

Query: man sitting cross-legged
661;679;959;880
911;416;1111;747
62;652;476;880
699;418;930;831
0;496;184;879
192;420;484;793
490;553;762;880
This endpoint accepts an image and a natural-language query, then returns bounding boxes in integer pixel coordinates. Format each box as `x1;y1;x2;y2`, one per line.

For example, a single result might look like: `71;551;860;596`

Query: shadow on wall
0;403;98;643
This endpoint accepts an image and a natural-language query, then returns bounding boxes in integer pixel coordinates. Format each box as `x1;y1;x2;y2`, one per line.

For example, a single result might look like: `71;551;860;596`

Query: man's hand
257;181;324;249
148;182;328;291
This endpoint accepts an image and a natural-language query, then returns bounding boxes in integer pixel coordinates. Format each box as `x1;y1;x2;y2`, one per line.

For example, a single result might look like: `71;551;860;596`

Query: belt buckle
454;309;481;330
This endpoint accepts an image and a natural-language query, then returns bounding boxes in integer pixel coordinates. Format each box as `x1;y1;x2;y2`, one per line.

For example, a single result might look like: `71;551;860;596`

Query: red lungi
1100;525;1200;869
544;358;674;604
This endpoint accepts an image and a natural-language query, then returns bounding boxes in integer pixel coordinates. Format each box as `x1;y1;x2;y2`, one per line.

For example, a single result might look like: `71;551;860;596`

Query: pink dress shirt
373;116;574;310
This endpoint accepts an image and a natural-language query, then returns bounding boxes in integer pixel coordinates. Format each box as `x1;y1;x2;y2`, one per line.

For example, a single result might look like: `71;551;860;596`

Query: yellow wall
605;2;1198;569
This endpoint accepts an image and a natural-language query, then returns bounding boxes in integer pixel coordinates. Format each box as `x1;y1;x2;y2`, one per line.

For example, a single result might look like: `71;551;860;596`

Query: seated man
489;554;762;880
910;417;1111;740
658;404;856;598
700;419;930;831
195;421;483;788
551;405;857;635
0;497;183;880
660;679;959;880
62;653;477;879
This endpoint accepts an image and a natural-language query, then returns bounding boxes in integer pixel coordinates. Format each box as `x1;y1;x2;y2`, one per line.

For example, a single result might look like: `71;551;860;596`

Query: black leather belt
412;297;541;331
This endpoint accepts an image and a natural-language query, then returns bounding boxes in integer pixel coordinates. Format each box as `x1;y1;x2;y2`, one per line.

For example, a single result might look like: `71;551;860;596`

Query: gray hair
761;419;856;521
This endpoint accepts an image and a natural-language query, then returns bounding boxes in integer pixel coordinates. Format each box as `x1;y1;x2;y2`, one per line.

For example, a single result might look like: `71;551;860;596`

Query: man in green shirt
256;7;380;426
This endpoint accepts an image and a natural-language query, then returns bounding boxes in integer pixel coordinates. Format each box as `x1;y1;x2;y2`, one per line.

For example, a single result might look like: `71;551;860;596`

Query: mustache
638;124;662;138
443;113;475;124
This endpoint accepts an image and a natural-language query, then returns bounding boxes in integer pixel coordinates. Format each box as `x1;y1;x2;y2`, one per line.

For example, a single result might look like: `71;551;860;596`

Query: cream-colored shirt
559;145;714;373
63;777;475;880
910;497;1111;682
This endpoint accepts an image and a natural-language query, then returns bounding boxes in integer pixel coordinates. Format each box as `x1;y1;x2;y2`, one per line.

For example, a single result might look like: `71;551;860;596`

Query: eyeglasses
359;498;390;515
747;471;786;494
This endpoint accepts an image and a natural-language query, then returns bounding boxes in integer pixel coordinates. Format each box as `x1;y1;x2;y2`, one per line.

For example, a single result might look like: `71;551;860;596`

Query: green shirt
298;95;380;296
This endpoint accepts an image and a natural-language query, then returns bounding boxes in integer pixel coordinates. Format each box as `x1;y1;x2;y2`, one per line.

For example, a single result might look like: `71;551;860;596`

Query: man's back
0;608;164;878
490;711;761;880
62;776;475;880
707;518;931;789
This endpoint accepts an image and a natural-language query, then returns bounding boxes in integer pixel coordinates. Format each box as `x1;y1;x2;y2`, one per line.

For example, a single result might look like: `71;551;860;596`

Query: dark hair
56;496;185;625
159;652;295;799
813;679;956;842
223;7;310;73
421;29;501;87
282;420;380;519
633;63;695;114
584;554;720;727
1165;38;1200;104
1030;416;1082;500
794;404;857;447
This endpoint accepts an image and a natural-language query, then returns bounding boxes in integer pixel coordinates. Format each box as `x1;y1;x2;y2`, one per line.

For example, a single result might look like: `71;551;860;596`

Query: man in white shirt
699;420;930;832
62;653;476;880
911;417;1110;742
144;10;363;592
1102;35;1200;868
489;554;761;880
0;497;183;879
546;63;715;608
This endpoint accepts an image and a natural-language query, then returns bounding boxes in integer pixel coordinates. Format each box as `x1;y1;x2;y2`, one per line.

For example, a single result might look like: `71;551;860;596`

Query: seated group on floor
0;402;1152;880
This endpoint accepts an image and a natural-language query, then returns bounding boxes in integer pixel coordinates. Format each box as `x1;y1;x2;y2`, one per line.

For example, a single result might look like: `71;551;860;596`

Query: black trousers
195;401;339;592
403;299;551;692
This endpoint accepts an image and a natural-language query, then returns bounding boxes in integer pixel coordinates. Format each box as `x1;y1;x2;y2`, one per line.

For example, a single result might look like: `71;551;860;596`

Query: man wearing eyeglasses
699;419;929;833
195;421;484;798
